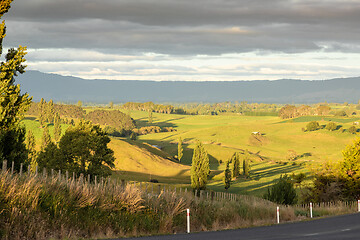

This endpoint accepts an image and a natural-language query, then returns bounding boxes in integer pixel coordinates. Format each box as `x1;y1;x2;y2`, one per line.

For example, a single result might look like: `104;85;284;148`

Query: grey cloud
2;0;360;56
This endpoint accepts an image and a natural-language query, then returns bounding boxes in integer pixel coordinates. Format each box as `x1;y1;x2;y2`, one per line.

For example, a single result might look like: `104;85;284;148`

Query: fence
0;160;243;203
2;160;360;212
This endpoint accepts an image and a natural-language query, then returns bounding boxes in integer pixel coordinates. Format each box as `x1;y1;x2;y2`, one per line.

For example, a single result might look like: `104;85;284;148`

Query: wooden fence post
2;160;7;173
20;163;23;176
11;161;14;175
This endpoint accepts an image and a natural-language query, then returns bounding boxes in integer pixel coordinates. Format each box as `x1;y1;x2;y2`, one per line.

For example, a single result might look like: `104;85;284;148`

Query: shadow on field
135;117;181;128
112;170;191;184
250;163;302;181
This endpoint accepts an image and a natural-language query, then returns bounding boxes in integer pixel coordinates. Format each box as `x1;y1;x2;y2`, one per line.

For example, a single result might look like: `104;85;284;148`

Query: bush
264;175;297;205
325;122;337;131
349;126;357;134
306;121;320;131
334;110;347;117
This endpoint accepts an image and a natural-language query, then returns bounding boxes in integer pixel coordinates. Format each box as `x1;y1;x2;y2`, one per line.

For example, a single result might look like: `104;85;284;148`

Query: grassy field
129;110;359;196
22;110;359;197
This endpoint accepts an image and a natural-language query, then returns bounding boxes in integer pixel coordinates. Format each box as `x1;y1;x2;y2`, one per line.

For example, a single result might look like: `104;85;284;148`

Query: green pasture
21;111;360;197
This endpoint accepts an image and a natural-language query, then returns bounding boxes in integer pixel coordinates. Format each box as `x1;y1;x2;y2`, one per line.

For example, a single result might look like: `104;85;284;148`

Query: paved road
121;213;360;240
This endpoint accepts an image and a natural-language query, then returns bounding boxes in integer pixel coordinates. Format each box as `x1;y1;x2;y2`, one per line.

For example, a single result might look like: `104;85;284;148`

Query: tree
53;112;61;143
243;149;250;178
0;0;32;171
224;160;231;190
38;98;46;127
326;122;337;131
231;152;241;178
190;141;210;190
264;175;297;205
37;120;115;178
46;99;55;123
148;111;153;124
348;126;357;134
306;121;320;131
41;125;52;151
25;129;37;171
178;137;183;162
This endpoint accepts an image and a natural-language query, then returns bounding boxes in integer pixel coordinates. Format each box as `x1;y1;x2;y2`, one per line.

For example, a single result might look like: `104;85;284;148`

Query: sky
3;0;360;81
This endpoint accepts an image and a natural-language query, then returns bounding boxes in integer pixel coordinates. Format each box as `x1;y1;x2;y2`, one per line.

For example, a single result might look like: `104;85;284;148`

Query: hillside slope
109;138;190;184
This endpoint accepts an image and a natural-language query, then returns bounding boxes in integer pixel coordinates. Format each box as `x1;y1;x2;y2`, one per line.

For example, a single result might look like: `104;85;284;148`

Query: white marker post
358;200;360;212
187;209;190;233
310;202;313;218
277;206;280;224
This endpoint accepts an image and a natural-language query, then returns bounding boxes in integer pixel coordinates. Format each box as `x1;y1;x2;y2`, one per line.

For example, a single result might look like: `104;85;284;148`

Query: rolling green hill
22;111;359;196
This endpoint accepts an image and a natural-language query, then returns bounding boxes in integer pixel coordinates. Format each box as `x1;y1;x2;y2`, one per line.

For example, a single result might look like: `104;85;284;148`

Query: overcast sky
3;0;360;81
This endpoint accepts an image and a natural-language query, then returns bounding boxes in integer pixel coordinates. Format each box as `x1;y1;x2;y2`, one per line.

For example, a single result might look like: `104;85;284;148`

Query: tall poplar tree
224;160;231;190
53;112;61;143
46;99;55;123
0;0;32;171
231;152;241;178
25;130;37;171
178;137;183;162
38;98;46;127
41;125;52;151
190;141;210;190
243;149;250;178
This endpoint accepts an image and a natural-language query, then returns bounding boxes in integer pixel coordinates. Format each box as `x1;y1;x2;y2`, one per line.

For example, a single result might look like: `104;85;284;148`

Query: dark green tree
243;149;250;178
37;120;115;178
190;141;210;190
231;152;241;178
178;137;183;162
25;129;37;171
264;175;297;205
41;125;51;151
0;0;32;171
224;160;231;190
46;99;55;123
59;120;115;177
53;112;61;143
38;98;46;127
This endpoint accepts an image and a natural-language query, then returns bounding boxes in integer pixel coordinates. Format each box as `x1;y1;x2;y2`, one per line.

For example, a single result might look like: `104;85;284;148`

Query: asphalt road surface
121;213;360;240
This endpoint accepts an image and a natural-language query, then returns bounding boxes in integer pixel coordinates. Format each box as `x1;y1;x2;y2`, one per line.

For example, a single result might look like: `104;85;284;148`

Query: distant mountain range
15;70;360;104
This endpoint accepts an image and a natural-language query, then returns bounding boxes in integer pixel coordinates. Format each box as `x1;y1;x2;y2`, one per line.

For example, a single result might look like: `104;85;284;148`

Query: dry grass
1;171;357;239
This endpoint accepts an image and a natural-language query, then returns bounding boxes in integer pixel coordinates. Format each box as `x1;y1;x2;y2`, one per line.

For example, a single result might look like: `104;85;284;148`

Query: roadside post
310;202;313;218
358;200;360;212
187;209;190;233
277;206;280;224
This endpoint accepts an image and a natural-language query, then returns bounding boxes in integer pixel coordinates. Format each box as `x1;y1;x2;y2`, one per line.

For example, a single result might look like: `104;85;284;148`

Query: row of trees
223;151;251;190
305;121;357;134
279;105;331;119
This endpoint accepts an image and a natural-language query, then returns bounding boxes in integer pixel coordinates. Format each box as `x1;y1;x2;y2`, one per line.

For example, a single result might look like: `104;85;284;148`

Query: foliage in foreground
264;175;297;205
0;171;302;240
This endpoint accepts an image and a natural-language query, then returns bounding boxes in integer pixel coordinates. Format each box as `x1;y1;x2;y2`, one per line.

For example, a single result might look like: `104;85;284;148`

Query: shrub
348;126;357;134
334;110;347;117
306;121;320;131
264;175;297;205
325;122;337;131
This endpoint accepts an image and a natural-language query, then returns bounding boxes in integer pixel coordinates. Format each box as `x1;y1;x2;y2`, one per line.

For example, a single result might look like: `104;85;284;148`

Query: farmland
22;107;359;196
